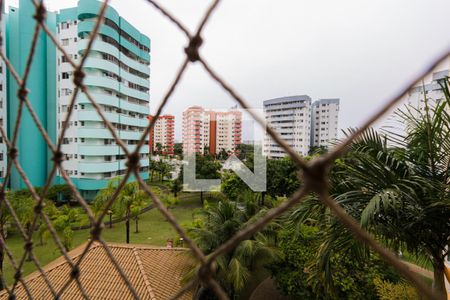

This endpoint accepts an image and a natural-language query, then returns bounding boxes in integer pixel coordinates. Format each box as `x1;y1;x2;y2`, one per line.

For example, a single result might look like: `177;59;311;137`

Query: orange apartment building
148;115;175;156
182;106;242;155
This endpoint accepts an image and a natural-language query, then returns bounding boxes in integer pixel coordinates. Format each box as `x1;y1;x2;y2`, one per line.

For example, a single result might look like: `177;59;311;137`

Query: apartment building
182;106;242;155
310;99;340;148
407;68;450;118
149;115;175;156
5;0;151;198
263;95;340;158
0;10;6;183
56;0;151;198
7;1;58;189
263;96;312;158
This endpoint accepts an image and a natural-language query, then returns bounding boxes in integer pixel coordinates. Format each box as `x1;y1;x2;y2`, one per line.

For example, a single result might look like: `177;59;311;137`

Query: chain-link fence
0;0;448;299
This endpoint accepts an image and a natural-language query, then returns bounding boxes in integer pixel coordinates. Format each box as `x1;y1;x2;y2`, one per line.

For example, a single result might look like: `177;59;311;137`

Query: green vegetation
186;196;279;299
0;183;208;287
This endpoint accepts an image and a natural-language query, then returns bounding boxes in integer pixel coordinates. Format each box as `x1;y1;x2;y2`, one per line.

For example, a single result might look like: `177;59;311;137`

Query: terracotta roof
0;242;194;300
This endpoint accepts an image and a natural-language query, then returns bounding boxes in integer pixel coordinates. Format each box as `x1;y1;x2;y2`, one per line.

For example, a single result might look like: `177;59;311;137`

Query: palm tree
187;200;280;298
114;182;147;243
170;178;183;197
288;93;450;298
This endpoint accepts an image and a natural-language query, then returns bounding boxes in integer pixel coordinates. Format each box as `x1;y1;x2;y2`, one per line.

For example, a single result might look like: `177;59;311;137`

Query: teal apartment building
4;0;150;199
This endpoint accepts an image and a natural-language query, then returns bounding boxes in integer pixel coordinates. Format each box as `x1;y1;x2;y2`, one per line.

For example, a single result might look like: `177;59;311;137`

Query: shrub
373;278;419;300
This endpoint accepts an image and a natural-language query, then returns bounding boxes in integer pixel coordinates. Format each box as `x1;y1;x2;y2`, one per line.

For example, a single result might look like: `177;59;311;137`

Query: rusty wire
0;0;447;299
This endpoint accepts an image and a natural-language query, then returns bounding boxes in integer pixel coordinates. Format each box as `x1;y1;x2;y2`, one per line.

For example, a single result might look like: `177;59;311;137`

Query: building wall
182;106;242;155
407;69;450;120
6;1;57;189
310;98;340;148
149;115;174;156
54;0;151;198
0;10;6;181
263;95;312;158
214;110;242;154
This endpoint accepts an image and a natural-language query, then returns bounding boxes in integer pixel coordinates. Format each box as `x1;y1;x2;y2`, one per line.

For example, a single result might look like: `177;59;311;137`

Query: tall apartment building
182;106;242;155
7;1;57;189
310;99;340;148
263;96;312;158
0;9;6;182
263;95;340;158
148;115;174;156
4;0;151;198
407;68;450;118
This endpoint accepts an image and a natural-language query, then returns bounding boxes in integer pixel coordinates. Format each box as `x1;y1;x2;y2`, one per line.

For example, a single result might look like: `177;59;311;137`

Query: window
80;121;85;126
62;72;70;79
0;84;2;91
61;88;72;96
0;153;3;161
81;138;85;143
61;38;69;45
61;56;69;63
74;37;77;42
61;22;69;30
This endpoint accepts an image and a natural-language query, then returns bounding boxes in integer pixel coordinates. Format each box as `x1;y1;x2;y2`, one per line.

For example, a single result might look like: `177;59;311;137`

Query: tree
221;171;247;201
158;160;173;181
155;142;163;155
268;226;401;299
170;178;183;197
217;148;228;160
195;154;221;205
53;205;80;251
113;181;147;243
174;143;183;157
92;177;120;219
186;200;279;298
266;157;300;198
288;93;450;298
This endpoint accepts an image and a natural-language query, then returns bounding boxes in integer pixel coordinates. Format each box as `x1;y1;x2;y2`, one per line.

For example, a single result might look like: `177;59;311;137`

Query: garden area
0;179;218;287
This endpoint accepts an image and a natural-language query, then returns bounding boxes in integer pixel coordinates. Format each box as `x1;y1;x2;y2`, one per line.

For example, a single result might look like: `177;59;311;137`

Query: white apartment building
311;99;340;148
407;68;450;118
263;95;312;158
56;3;151;199
0;11;6;181
182;106;242;155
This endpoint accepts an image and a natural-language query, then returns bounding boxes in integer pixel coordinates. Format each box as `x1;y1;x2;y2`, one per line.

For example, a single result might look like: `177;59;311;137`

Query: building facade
310;98;340;148
56;0;151;199
6;1;57;189
182;106;242;155
407;68;450;118
4;0;150;198
149;115;174;156
0;9;7;182
263;95;340;158
263;95;312;158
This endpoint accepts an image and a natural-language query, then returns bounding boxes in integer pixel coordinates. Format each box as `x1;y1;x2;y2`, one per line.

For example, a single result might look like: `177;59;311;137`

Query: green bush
268;226;401;300
373;278;419;300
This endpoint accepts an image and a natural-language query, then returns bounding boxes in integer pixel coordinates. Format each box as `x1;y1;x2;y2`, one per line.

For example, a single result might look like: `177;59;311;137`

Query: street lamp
107;210;113;228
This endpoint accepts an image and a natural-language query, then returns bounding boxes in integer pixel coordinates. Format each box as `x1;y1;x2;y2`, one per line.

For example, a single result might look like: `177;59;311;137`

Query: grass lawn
1;192;205;286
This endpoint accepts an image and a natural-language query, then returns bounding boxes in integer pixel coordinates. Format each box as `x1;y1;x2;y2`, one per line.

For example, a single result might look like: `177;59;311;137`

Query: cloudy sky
7;0;450;140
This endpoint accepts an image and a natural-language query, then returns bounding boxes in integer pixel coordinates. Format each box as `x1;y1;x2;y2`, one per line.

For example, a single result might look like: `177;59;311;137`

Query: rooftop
0;243;194;300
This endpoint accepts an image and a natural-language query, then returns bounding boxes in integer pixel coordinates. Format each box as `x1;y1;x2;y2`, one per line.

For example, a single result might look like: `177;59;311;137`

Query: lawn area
1;191;205;286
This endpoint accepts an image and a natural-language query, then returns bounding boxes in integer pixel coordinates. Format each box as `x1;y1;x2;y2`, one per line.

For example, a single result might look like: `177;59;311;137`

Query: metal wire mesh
0;0;447;299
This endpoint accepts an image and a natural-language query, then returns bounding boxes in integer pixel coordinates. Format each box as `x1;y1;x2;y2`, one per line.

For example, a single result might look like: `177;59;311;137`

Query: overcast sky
7;0;450;140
